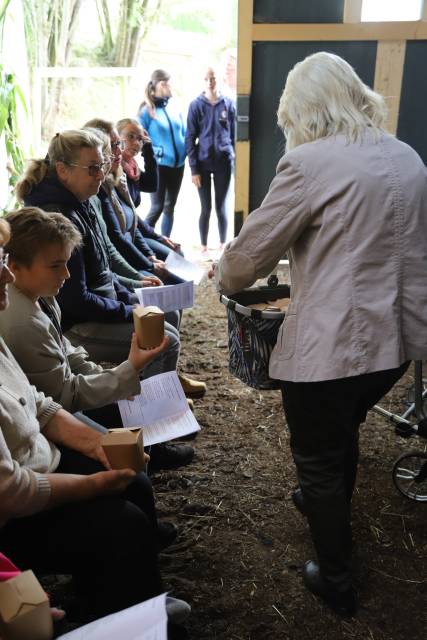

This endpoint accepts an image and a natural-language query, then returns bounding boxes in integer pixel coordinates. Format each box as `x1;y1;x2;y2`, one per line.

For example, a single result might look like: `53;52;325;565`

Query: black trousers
145;165;185;237
198;165;232;245
281;361;409;591
0;448;162;619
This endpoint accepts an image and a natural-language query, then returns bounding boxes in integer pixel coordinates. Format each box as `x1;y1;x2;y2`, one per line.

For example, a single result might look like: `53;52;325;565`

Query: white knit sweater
0;338;61;528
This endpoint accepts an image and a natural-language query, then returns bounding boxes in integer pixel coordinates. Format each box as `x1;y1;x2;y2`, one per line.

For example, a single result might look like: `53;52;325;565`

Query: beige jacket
217;133;427;382
0;285;140;413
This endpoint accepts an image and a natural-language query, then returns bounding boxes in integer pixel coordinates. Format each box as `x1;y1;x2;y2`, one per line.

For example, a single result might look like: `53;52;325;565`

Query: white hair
277;52;387;150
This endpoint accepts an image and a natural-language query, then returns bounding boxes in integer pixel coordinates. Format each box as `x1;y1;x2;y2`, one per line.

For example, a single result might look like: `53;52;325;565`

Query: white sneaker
166;596;191;624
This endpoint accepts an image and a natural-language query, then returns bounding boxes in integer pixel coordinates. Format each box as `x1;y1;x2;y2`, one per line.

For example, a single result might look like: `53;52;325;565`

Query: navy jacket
125;142;158;209
25;177;135;330
186;93;235;174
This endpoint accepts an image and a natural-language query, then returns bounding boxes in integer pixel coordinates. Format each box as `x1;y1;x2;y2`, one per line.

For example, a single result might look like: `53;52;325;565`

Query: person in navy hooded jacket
186;67;235;257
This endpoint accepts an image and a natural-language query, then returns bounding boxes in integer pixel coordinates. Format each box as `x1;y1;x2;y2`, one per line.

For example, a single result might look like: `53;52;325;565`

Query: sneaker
157;521;178;550
148;443;194;471
166;596;191;625
292;486;306;516
179;374;207;399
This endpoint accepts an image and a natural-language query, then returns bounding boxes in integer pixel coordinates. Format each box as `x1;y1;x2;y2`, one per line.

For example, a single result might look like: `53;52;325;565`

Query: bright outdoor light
361;0;423;21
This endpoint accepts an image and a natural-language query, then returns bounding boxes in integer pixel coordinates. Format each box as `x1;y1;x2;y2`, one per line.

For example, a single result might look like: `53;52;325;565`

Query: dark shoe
148;443;194;471
292;486;306;516
157;521;178;550
302;560;358;617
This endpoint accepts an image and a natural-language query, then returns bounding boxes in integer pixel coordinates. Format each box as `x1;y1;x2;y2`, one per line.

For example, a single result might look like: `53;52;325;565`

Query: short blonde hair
116;118;142;135
277;52;387;150
0;218;10;247
15;129;102;202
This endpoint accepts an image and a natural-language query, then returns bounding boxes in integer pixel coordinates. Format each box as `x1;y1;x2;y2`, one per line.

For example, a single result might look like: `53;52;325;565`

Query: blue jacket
139;99;186;168
186;93;235;174
25;176;135;330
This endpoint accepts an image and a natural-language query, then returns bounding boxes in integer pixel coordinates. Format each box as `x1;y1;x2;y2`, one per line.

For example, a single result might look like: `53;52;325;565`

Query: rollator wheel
392;451;427;502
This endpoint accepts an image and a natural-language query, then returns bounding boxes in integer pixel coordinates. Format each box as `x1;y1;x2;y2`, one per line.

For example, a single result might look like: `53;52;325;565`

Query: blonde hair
116;118;142;135
0;218;10;246
15;129;103;202
277;52;387;150
6;206;82;267
84;118;115;136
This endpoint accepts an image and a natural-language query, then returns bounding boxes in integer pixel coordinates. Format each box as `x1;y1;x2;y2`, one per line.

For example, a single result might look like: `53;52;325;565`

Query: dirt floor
46;269;426;639
155;270;427;640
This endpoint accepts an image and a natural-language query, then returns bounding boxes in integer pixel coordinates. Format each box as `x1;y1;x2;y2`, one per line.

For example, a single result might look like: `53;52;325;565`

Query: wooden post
236;0;253;226
374;41;406;135
343;0;363;23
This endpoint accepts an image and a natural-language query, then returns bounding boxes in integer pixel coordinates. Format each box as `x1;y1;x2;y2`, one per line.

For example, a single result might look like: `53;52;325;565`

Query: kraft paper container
101;428;145;472
133;305;164;349
0;570;53;640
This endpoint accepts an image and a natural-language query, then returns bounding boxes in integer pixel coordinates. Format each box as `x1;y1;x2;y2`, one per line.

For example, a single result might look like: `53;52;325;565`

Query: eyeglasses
123;132;145;144
0;253;9;275
111;140;125;150
67;161;110;176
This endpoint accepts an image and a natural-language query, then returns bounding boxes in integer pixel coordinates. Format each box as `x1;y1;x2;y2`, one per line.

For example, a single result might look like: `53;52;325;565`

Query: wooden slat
374;41;406;135
252;21;427;41
235;141;250;219
343;0;363;23
237;0;253;94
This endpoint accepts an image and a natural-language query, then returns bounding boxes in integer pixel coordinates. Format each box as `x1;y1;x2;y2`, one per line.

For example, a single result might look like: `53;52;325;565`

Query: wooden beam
343;0;363;23
252;21;427;41
422;0;427;21
237;0;253;94
374;41;406;135
235;141;250;221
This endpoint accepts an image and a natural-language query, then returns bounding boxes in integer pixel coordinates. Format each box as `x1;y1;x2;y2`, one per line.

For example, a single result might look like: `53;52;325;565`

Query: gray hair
277;52;387;150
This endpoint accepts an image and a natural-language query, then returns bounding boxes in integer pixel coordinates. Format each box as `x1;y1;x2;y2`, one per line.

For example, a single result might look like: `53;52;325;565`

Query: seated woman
84;118;182;285
15;128;196;469
0;217;190;625
116;117;182;261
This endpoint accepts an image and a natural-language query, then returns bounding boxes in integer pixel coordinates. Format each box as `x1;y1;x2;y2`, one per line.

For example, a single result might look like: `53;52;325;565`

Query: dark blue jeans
198;165;232;245
145;165;185;237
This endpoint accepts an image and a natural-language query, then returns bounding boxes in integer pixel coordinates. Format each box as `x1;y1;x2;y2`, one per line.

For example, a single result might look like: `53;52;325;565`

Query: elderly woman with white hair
214;52;427;615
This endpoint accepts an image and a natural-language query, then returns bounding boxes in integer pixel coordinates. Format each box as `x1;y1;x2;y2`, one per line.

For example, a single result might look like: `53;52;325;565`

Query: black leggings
145;165;185;237
0;447;162;619
198;166;232;245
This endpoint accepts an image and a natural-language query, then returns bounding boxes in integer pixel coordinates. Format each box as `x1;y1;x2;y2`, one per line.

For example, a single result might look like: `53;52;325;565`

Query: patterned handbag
220;284;290;390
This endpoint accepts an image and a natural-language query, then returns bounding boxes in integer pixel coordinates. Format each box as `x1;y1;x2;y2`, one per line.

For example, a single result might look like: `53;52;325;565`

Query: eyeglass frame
64;160;110;176
122;132;146;145
110;140;125;151
0;252;9;275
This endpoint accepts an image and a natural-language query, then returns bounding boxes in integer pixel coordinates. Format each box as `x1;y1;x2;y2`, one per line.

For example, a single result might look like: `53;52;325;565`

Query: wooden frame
236;0;427;222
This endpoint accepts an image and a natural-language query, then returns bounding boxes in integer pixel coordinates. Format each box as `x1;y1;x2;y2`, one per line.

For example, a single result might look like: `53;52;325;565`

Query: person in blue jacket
186;66;235;256
138;69;186;237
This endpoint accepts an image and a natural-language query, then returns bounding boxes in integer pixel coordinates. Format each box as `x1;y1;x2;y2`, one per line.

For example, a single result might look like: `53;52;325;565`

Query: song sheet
165;251;205;284
58;593;167;640
135;281;194;312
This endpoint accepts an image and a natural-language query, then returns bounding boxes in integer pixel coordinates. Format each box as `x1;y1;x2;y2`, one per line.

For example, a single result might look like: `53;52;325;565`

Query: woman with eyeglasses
15;129;196;471
138;69;186;237
117;117;182;261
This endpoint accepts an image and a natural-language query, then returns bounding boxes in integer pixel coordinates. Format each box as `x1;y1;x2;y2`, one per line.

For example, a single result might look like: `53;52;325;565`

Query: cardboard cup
0;570;53;640
101;428;145;472
133;305;164;349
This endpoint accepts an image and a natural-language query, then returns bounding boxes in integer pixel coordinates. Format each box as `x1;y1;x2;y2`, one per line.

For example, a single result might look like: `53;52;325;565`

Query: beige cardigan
216;132;427;382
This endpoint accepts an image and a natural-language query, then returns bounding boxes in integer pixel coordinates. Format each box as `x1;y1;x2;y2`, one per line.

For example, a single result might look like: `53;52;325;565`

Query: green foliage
163;9;214;34
0;0;27;211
